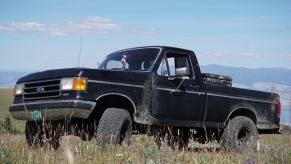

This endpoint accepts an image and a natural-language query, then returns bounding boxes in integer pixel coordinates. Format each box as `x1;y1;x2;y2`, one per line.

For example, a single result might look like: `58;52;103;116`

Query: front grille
23;79;61;100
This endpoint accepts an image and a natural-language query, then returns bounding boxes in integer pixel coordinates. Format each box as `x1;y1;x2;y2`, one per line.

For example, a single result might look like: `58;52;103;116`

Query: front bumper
9;99;96;121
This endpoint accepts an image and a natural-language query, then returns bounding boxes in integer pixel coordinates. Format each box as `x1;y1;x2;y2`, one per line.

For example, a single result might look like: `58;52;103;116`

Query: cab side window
167;57;176;76
156;52;193;78
157;58;168;76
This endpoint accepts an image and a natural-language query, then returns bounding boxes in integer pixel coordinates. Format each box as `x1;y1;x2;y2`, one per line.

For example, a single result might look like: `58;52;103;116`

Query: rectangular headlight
61;78;74;90
61;77;87;91
14;83;24;95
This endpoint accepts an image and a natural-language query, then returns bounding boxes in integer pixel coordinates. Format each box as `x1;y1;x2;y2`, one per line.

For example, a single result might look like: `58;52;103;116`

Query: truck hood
17;68;150;84
17;68;86;83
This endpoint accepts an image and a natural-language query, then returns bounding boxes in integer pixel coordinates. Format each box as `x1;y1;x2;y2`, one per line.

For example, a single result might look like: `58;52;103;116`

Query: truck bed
204;83;279;130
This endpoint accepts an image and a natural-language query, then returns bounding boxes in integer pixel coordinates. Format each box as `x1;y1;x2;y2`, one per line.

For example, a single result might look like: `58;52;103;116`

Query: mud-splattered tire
219;116;258;152
96;108;132;146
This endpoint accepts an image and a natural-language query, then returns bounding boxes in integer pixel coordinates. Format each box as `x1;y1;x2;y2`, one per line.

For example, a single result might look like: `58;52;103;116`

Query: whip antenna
78;35;83;67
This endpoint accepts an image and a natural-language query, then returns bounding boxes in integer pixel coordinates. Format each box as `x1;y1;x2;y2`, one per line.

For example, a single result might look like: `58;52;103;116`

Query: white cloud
0;16;160;36
0;16;120;36
0;22;45;31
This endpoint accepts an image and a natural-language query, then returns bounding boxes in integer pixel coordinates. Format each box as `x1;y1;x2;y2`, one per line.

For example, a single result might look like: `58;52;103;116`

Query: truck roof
112;46;193;54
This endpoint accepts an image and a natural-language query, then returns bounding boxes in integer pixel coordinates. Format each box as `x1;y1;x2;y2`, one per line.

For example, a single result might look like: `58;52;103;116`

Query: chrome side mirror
175;67;189;77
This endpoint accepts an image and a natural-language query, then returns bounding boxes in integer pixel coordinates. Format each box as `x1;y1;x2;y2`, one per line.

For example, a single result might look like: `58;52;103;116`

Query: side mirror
175;67;189;77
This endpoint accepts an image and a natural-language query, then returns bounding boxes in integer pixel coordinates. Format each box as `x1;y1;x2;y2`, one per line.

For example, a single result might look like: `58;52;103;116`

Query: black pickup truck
9;46;280;151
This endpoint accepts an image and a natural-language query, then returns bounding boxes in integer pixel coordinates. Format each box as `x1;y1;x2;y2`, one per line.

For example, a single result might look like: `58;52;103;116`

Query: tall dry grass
0;132;290;164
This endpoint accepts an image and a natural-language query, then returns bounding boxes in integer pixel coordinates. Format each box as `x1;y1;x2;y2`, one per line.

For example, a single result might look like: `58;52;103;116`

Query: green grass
0;88;13;119
0;88;25;132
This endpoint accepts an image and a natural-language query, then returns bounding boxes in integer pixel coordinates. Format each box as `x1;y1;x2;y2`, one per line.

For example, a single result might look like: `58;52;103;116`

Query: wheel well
89;94;136;120
227;108;257;125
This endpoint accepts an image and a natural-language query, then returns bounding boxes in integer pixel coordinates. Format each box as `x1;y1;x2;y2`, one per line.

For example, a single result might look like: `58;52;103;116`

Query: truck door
152;51;202;125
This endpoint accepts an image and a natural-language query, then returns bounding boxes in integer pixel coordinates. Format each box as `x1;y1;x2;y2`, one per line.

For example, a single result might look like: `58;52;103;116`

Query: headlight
60;77;87;91
14;83;24;95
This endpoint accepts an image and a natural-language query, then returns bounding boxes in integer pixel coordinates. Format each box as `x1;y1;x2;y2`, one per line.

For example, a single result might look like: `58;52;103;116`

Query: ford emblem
36;87;45;93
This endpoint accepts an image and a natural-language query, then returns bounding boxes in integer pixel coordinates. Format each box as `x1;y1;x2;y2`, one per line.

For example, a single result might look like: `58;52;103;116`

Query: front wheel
219;116;258;152
96;108;132;146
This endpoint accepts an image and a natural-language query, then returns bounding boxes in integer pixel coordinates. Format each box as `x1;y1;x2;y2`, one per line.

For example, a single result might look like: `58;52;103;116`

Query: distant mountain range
201;65;291;101
201;65;291;86
200;65;291;124
0;71;31;88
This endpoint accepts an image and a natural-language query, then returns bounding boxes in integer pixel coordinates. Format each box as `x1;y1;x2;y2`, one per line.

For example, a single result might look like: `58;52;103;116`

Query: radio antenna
78;35;83;67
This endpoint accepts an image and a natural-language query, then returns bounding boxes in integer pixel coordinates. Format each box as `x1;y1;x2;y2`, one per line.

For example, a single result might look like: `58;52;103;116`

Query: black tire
219;116;258;152
96;108;132;146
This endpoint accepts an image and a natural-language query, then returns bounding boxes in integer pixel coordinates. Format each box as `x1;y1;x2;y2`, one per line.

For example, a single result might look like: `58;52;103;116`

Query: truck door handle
190;85;200;89
171;90;185;96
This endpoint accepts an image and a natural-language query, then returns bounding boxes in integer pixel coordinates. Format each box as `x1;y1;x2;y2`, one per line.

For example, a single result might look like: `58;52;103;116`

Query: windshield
99;48;160;71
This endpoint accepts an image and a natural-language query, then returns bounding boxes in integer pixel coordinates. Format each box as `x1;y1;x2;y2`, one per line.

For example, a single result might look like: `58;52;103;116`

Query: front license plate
30;110;42;120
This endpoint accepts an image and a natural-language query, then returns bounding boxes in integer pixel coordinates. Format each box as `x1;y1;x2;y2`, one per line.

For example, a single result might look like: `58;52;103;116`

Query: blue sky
0;0;291;71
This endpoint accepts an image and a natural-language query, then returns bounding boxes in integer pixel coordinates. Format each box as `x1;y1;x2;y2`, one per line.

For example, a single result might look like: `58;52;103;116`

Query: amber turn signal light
73;78;87;91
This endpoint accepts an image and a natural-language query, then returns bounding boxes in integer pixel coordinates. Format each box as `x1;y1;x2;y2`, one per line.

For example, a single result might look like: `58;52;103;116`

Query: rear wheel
96;108;132;146
219;116;258;152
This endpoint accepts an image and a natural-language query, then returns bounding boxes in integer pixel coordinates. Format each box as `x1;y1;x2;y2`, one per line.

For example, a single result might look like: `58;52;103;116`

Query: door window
156;52;193;78
157;58;168;76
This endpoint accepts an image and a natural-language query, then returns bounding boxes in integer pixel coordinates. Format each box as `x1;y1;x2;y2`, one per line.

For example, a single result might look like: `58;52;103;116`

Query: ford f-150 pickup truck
9;46;280;152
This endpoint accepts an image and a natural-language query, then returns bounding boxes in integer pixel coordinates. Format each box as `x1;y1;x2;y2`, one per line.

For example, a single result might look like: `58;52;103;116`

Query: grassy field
0;88;14;119
0;133;290;163
0;88;25;131
0;88;290;163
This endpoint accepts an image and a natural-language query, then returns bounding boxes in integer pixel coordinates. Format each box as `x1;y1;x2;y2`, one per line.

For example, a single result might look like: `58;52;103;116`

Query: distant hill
0;71;31;88
200;65;291;106
201;65;291;86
